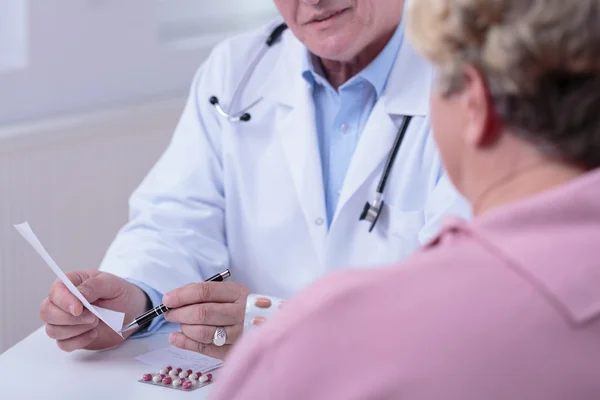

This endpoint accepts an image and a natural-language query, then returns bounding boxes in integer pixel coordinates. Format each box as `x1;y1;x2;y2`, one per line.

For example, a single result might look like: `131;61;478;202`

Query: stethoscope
209;22;413;232
209;22;289;122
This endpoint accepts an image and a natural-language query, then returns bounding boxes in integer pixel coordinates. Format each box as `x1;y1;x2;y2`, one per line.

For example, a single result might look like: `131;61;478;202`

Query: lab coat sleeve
126;278;168;338
418;151;472;244
98;54;229;298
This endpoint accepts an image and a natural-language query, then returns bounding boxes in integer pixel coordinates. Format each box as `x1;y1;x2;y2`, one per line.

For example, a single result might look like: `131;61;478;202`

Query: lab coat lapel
257;34;328;264
333;33;434;225
333;99;397;227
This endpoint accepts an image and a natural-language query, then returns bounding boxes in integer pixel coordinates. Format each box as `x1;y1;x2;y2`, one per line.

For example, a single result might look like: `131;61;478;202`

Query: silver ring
213;326;227;347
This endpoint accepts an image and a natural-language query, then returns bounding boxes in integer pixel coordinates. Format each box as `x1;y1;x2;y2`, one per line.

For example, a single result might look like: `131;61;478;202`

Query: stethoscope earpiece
209;95;252;122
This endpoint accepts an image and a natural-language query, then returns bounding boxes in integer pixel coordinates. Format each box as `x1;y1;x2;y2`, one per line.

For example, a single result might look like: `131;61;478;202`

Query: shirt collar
301;20;404;97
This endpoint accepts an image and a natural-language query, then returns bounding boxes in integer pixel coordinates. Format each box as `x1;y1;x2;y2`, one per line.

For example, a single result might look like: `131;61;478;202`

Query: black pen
118;269;231;334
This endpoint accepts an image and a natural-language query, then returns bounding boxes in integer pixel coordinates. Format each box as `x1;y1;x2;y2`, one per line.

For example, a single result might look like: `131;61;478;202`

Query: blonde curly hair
406;0;600;168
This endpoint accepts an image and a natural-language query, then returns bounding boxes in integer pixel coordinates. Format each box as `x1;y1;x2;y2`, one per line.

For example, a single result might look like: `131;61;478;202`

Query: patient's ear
460;65;501;148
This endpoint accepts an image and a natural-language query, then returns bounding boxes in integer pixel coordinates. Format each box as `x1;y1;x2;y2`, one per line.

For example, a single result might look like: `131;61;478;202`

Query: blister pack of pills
138;366;215;391
243;294;285;333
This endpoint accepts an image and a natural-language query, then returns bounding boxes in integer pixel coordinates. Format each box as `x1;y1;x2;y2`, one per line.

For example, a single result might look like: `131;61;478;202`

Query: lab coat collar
257;30;310;107
257;20;433;117
382;30;433;117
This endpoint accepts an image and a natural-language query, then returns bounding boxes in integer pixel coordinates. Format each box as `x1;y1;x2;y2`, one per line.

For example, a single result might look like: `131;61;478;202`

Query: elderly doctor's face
274;0;404;61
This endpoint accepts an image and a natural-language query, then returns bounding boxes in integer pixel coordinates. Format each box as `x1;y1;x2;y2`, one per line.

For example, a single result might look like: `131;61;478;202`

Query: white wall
0;0;278;125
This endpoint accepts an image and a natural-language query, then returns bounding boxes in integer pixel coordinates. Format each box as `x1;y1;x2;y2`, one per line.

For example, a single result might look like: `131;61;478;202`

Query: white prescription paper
14;222;125;336
135;346;224;372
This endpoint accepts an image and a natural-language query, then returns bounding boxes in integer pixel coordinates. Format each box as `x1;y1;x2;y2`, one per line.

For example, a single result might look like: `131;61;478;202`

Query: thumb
77;273;120;304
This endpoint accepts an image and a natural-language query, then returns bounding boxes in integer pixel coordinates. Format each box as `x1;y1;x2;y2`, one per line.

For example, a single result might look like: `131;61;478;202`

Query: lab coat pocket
379;205;425;261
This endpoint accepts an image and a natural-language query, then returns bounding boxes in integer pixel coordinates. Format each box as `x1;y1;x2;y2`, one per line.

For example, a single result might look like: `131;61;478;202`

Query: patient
210;0;600;398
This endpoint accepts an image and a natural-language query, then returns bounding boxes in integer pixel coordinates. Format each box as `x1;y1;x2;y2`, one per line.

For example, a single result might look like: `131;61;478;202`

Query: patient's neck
471;158;585;217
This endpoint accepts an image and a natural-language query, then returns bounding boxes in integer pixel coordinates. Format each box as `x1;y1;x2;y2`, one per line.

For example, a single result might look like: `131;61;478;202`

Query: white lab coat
99;20;471;300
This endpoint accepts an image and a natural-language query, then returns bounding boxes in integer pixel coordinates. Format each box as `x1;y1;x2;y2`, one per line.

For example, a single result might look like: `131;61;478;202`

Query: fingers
48;282;84;316
42;294;100;344
163;282;244;308
42;270;124;353
46;319;99;340
47;271;123;317
56;329;99;352
168;332;230;360
40;297;97;325
53;270;88;289
165;302;243;326
179;323;242;345
76;272;122;304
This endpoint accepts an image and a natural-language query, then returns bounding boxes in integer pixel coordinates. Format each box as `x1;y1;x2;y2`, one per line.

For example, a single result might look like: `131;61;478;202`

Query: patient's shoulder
267;222;495;338
256;224;600;398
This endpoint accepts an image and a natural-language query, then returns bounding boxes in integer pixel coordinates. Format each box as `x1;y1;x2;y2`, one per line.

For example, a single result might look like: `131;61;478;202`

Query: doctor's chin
2;0;600;399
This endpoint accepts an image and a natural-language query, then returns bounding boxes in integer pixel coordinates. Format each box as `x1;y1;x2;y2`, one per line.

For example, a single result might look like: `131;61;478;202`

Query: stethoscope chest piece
359;194;384;232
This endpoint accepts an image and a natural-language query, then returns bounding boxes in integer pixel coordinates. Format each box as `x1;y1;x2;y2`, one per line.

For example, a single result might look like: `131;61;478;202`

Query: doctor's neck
318;29;395;89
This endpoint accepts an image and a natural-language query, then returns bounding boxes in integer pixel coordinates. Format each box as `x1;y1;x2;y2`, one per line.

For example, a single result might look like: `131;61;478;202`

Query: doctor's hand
39;270;150;352
162;282;251;360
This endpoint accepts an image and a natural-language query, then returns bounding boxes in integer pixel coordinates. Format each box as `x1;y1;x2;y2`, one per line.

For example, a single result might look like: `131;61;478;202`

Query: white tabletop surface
0;325;215;399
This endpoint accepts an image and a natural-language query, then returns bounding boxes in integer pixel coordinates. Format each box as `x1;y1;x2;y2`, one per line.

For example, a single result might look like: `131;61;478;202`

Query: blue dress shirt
302;23;404;226
127;22;405;338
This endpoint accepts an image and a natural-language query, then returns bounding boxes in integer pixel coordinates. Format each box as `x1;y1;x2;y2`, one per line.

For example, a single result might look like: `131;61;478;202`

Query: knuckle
199;283;211;301
39;298;50;321
203;327;214;343
47;287;59;303
50;278;64;290
195;305;209;322
234;304;246;321
49;288;69;310
193;339;207;354
193;326;211;343
169;290;183;306
176;290;186;305
77;284;90;298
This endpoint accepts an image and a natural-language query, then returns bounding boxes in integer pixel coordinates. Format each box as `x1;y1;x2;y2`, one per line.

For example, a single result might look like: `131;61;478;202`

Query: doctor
39;0;470;359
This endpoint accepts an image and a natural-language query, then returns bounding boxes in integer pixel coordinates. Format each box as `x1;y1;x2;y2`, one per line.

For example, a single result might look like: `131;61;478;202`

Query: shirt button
340;124;349;134
315;218;324;226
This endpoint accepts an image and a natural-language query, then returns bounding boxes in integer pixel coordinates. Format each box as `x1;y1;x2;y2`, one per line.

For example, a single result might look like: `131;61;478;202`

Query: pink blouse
210;169;600;400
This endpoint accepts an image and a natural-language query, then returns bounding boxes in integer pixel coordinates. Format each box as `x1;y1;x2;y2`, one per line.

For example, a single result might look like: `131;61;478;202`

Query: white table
0;325;215;399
